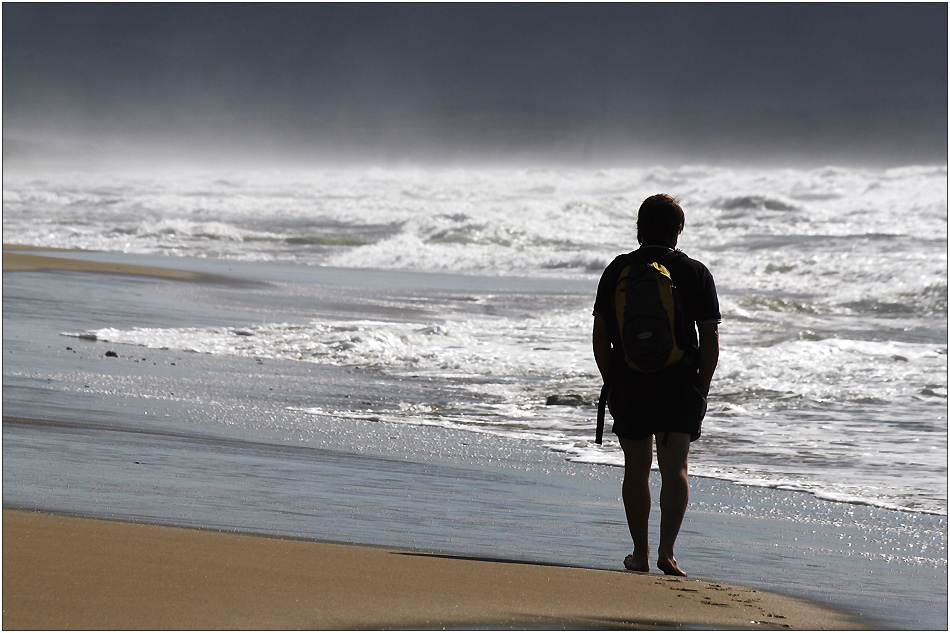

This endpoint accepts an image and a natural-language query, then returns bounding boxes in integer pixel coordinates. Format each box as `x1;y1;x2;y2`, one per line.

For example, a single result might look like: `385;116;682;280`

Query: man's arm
592;314;612;383
696;322;720;395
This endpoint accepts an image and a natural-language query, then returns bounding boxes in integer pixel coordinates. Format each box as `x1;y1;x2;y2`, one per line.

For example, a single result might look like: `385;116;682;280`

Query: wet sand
6;245;929;629
2;509;862;630
3;249;207;281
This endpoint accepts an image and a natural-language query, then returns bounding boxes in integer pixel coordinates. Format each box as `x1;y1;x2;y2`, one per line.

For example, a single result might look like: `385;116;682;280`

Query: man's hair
637;194;685;246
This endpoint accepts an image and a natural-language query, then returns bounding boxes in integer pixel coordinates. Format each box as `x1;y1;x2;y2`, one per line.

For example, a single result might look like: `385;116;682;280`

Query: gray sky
3;3;946;167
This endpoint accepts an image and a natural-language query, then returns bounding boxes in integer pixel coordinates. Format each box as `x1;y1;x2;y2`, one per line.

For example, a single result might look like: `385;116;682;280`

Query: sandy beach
0;250;867;629
3;246;945;629
3;247;211;281
3;509;860;630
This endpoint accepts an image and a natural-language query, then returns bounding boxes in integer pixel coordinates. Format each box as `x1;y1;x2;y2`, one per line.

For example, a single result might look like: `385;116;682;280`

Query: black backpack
596;250;686;444
614;251;685;372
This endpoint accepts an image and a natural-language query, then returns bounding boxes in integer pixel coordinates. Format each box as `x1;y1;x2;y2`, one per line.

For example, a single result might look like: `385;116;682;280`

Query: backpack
595;250;685;444
613;251;685;372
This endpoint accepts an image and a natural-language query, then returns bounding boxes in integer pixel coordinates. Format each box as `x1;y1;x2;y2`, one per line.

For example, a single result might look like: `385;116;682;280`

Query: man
592;194;720;577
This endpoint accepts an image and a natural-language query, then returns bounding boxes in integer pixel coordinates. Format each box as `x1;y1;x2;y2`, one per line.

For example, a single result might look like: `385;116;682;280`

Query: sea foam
9;163;947;514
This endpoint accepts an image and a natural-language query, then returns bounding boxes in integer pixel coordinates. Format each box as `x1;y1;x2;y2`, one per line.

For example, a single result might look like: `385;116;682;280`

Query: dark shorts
608;364;706;442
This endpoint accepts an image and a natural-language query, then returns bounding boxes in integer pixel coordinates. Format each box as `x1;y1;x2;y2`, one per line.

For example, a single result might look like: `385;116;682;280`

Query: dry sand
2;509;862;630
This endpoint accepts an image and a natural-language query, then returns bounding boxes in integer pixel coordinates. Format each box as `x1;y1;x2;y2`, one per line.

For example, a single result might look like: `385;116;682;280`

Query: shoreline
3;246;945;629
2;508;865;630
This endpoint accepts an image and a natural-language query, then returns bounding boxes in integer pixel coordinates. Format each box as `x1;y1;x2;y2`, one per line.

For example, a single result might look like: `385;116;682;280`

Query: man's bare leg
655;432;691;576
619;436;653;572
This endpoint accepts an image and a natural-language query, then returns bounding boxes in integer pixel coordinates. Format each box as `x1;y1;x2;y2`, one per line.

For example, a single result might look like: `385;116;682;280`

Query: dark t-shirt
593;245;721;440
593;245;721;352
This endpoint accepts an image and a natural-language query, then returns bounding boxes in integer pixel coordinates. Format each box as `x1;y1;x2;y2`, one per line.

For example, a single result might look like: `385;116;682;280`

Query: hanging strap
595;383;609;444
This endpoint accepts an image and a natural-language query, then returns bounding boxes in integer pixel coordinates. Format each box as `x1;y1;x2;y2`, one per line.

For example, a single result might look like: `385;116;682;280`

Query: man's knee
620;436;653;477
656;432;690;476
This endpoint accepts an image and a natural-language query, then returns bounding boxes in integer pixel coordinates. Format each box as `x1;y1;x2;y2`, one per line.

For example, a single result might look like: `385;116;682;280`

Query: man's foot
623;554;649;573
657;557;687;577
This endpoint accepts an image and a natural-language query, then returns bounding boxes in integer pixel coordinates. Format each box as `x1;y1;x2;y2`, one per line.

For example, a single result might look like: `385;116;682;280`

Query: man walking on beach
592;194;720;576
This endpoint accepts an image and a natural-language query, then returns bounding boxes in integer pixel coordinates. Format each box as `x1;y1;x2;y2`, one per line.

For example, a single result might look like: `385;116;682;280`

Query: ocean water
3;164;947;517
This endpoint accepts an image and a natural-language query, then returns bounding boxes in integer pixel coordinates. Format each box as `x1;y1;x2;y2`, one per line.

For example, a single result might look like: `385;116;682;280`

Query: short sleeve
695;270;722;324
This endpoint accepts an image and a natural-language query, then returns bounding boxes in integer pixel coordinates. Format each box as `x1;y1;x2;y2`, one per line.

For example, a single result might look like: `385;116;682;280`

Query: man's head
637;194;685;247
